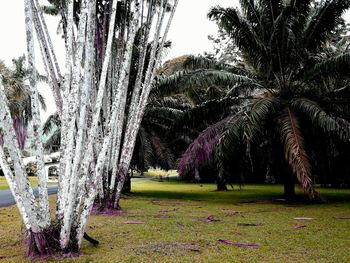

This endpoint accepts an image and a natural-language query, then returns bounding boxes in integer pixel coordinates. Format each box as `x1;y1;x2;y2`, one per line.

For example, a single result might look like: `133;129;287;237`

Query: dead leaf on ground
218;239;259;248
206;216;220;222
123;221;145;225
335;216;350;220
293;225;307;229
294;217;314;220
238;223;263;227
159;208;178;213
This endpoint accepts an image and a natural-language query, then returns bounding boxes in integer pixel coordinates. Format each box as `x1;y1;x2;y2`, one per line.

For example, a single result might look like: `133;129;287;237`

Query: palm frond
243;96;282;154
182;55;251;76
41;5;60;16
208;6;268;70
178;118;231;180
303;0;350;50
149;134;175;171
308;52;350;78
279;108;316;199
153;69;260;98
291;98;350;141
44;129;61;151
172;97;240;132
239;0;261;25
42;113;61;135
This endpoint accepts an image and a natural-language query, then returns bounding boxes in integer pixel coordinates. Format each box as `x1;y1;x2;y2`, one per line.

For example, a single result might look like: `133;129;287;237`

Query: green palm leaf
303;0;350;50
153;69;260;98
308;52;350;78
291;98;350;141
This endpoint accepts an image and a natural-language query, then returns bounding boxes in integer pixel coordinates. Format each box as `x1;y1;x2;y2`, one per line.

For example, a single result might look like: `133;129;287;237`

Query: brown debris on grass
238;223;263;227
222;209;241;215
293;225;307;229
206;215;221;222
123;221;145;225
293;217;314;220
335;216;350;220
218;240;259;249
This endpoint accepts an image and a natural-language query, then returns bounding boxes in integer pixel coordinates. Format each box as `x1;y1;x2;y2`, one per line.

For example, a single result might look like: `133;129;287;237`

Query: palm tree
160;0;350;200
0;56;46;150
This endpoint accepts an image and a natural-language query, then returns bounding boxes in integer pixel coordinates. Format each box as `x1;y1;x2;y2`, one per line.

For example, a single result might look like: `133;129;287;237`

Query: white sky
0;0;235;121
0;0;349;120
0;0;235;65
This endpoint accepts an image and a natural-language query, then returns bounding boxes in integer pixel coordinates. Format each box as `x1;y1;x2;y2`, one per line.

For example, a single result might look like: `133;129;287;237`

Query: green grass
0;179;350;262
133;169;177;179
0;177;37;190
0;177;56;190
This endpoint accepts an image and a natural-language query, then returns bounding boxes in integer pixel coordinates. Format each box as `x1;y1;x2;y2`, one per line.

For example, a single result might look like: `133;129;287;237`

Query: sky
0;0;235;65
0;0;349;120
0;0;234;120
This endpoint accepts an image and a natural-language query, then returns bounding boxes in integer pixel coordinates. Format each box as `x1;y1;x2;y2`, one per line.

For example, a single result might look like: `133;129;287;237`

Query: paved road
0;186;59;208
0;175;178;208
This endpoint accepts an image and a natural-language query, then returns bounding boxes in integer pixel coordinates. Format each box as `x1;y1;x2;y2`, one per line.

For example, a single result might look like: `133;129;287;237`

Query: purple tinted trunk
13;117;28;150
27;228;61;259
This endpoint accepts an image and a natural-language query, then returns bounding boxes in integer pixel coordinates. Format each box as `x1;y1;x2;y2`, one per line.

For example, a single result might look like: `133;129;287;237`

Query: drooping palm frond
239;0;261;26
178;117;231;180
243;96;282;153
182;55;251;76
42;113;61;135
279;108;316;199
149;134;175;171
146;106;183;126
150;95;193;110
307;52;350;78
249;96;282;126
44;129;61;151
208;6;268;70
291;98;350;141
41;5;60;16
132;127;152;172
153;69;260;98
259;0;284;23
172;97;240;132
303;0;350;50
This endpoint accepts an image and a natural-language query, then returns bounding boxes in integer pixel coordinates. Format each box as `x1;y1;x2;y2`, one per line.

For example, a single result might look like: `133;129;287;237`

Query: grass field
0;177;56;190
0;177;38;190
0;178;350;262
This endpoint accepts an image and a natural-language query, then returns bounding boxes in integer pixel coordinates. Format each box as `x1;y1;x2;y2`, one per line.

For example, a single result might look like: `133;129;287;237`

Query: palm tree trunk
284;168;295;199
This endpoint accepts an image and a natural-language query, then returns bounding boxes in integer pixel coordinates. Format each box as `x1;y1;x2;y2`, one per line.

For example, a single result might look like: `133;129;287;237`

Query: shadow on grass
130;180;350;205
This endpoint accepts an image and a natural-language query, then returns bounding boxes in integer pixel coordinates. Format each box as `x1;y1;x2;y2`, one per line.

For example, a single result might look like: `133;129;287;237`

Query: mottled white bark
31;0;63;114
80;0;119;185
0;146;32;230
0;81;40;232
59;0;89;248
77;1;142;243
114;0;179;206
57;0;75;223
24;0;50;228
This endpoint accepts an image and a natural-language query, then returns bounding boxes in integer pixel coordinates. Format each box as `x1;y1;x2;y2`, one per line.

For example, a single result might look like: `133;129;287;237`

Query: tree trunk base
216;176;228;191
27;228;79;259
91;197;124;216
27;228;99;259
122;176;131;193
